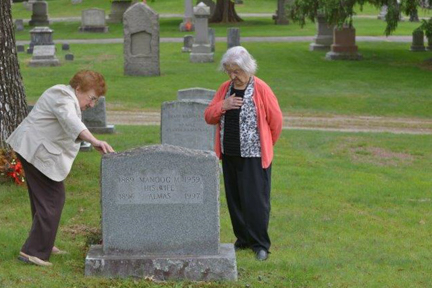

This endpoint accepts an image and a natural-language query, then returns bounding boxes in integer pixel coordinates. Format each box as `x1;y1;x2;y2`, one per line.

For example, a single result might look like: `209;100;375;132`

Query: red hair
69;70;107;96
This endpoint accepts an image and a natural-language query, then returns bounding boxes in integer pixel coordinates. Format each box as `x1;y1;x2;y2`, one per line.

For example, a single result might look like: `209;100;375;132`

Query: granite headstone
310;14;334;51
79;8;108;33
123;2;160;76
29;26;54;49
29;1;49;26
325;26;362;60
108;0;132;23
190;2;213;63
227;28;240;49
182;35;194;53
82;97;115;134
85;145;237;281
29;45;60;67
410;29;426;52
180;0;195;31
161;100;215;151
15;19;24;31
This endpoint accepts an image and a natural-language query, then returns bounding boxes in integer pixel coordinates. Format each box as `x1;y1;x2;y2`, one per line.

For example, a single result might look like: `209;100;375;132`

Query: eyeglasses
87;95;99;104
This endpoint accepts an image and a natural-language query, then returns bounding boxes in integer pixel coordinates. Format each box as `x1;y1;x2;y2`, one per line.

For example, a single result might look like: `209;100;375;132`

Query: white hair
220;46;257;75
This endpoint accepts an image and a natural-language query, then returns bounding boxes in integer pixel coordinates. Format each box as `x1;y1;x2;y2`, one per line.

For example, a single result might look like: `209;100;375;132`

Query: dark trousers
222;154;272;252
17;154;65;261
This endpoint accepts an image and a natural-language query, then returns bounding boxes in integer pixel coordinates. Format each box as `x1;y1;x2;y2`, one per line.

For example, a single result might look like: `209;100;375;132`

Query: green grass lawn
0;126;431;287
13;17;432;41
11;0;432;20
18;42;432;118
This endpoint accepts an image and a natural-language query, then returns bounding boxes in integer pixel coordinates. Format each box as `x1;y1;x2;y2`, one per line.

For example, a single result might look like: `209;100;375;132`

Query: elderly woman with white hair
205;46;283;261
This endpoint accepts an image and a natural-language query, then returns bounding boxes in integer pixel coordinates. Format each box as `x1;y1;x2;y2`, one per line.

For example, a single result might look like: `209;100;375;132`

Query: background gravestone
325;26;362;60
79;8;108;33
227;28;240;49
123;2;160;76
161;100;215;152
82;97;115;134
180;0;195;31
29;1;49;26
190;2;213;63
85;145;237;281
410;29;426;52
272;0;289;25
182;35;194;52
108;0;132;23
29;45;60;67
15;19;24;31
208;27;215;52
177;87;215;101
310;14;335;51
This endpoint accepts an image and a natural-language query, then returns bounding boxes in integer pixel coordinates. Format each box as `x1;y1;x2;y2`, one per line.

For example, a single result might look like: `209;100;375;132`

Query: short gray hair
220;46;257;75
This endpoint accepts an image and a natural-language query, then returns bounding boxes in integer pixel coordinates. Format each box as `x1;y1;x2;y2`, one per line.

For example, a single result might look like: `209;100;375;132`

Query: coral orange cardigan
204;76;283;168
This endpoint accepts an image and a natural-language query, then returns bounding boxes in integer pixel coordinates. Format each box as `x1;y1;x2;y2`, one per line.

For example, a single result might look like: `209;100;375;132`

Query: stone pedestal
410;30;426;52
108;0;132;23
180;0;195;32
82;97;115;134
190;3;213;63
427;37;432;51
29;26;54;50
326;26;362;60
29;45;60;67
29;1;49;26
85;145;238;281
227;28;240;49
310;14;334;51
272;0;289;25
123;3;160;76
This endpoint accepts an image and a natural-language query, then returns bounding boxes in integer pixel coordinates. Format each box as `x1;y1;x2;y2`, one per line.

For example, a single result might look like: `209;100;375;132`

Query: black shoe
255;249;269;261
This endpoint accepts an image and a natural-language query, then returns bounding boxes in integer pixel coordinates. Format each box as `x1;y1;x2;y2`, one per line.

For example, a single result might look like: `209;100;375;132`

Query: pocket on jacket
34;142;62;170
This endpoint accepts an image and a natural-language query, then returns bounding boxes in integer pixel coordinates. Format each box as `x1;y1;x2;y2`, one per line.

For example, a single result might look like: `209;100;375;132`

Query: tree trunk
0;0;28;147
210;0;243;23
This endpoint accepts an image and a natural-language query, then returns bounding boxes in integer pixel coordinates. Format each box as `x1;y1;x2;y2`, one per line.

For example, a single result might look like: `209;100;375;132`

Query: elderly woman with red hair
205;47;283;261
7;70;114;266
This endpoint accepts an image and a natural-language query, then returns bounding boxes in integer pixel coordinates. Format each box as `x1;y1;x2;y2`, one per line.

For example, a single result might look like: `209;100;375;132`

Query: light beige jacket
6;85;87;182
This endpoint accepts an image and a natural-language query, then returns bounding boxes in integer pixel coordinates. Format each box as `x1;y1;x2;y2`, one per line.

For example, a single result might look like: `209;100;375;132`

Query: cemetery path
107;111;432;135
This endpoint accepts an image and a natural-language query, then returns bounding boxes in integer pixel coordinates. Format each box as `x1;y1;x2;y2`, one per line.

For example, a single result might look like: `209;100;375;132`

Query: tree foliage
289;0;422;35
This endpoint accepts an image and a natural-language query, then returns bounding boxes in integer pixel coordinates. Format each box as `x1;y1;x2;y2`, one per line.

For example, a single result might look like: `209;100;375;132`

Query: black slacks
222;154;272;252
17;154;65;261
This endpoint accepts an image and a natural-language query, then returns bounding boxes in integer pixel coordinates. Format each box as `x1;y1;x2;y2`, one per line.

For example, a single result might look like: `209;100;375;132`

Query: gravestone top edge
163;99;211;106
124;2;159;18
103;144;217;160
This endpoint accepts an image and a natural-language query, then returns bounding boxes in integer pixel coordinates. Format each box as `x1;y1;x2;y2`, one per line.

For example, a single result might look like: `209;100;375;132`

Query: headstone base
29;58;60;67
325;51;362;61
87;125;115;134
182;47;192;53
190;53;214;63
79;27;109;33
309;43;331;51
80;142;92;152
85;244;238;281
